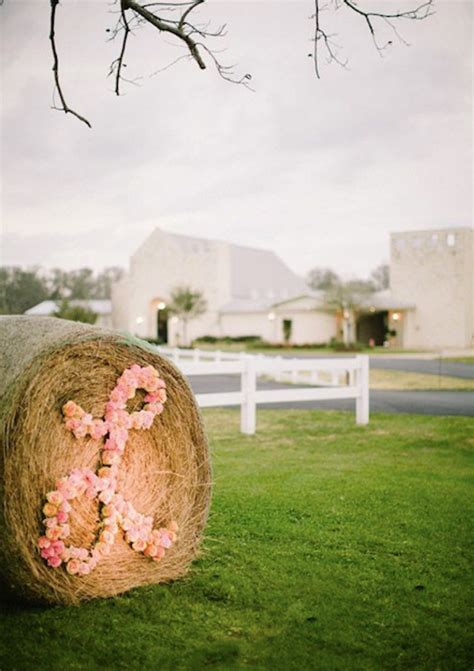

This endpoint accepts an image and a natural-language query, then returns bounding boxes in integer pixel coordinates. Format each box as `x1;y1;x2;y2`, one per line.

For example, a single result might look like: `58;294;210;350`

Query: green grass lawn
1;409;473;671
369;369;474;390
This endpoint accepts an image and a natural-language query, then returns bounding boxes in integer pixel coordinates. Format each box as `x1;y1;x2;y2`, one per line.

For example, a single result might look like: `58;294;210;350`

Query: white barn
112;228;337;345
111;226;473;350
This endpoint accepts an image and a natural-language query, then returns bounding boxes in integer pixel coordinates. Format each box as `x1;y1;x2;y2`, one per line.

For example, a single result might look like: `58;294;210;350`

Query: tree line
0;267;124;315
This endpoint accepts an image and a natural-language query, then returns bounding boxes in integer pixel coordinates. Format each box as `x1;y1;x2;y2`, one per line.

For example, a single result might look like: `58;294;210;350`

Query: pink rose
57;511;68;524
63;401;82;419
132;539;147;552
160;533;172;549
99;489;114;505
77;562;91;576
47;490;64;506
153;547;166;561
46;526;62;541
47;555;62;568
66;559;80;575
43;502;58;517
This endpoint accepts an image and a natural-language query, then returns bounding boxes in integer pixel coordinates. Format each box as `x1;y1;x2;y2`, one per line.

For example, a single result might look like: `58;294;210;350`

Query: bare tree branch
122;0;207;69
195;41;253;90
49;0;91;128
113;0;132;95
43;0;435;128
311;0;434;75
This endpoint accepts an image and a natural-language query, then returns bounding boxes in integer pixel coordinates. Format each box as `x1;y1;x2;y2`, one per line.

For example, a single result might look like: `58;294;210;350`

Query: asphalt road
257;353;474;380
188;374;474;417
369;358;474;380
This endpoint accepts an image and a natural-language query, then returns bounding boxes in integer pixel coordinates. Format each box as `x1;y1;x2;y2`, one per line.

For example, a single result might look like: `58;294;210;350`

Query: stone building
111;226;473;350
111;228;337;345
388;227;473;349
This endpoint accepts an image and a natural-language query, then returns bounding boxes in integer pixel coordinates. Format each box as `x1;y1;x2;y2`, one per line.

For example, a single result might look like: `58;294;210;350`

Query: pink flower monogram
37;364;178;575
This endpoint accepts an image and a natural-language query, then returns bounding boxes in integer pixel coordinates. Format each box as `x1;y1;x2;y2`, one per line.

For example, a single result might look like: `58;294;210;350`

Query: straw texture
0;316;211;605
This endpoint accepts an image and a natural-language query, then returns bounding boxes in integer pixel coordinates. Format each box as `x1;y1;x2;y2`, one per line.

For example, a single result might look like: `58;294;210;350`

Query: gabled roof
25;300;112;316
271;291;326;309
229;244;307;301
131;228;308;303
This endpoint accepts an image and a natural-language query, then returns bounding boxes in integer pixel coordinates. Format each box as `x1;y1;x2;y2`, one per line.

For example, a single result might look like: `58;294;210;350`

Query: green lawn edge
1;409;473;671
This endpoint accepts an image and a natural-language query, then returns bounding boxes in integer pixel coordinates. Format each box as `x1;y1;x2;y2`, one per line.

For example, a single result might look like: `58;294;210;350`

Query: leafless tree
311;0;434;78
46;0;434;128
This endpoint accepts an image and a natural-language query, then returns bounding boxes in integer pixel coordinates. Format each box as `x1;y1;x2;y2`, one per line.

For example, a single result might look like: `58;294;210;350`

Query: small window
447;233;456;247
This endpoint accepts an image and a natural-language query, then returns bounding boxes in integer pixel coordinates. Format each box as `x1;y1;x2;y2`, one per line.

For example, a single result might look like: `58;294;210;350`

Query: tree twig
49;0;91;128
113;0;132;95
311;0;434;75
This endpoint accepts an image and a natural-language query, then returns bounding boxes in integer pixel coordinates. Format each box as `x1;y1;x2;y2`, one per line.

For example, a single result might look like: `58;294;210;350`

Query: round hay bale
0;316;211;605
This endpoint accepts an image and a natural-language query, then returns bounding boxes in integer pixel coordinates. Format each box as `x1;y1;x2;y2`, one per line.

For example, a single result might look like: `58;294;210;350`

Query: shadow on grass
0;578;50;614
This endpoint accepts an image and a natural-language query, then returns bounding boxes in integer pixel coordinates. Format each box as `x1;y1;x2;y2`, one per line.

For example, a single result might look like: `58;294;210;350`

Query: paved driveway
369;358;474;379
256;353;474;379
188;374;474;417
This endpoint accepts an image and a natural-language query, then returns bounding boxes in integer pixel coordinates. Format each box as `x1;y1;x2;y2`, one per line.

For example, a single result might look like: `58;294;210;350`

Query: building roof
362;290;415;311
131;228;308;304
219;289;415;316
229;244;307;302
25;300;112;316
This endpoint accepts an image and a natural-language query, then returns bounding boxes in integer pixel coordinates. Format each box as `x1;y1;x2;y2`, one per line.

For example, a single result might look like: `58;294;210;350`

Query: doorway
356;311;387;346
156;306;169;343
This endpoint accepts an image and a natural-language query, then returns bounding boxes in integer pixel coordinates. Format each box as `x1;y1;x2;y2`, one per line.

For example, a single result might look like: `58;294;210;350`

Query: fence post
356;355;369;425
240;355;256;435
172;347;179;363
193;348;200;362
215;349;222;363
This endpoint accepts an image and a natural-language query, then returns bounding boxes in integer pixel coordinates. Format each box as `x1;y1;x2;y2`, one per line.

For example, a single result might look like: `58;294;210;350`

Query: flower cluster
37;364;177;575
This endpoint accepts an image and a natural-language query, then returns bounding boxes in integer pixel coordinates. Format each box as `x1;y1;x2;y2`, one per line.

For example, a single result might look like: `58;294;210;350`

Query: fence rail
155;346;369;434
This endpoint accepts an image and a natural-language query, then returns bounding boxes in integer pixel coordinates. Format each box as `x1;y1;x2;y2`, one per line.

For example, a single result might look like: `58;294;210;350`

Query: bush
194;335;262;345
194;335;219;344
330;339;365;352
248;341;328;350
54;300;97;325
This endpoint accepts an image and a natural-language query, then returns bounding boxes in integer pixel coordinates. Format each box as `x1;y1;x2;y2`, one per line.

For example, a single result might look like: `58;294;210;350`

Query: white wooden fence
155;346;369;434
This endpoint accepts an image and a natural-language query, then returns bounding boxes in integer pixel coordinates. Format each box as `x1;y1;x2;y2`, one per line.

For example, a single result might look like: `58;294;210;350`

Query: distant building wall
273;311;336;345
220;309;337;344
116;229;231;340
390;228;473;349
219;313;274;341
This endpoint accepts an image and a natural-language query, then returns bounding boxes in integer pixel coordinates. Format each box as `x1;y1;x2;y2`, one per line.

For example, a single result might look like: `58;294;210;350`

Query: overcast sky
0;0;472;280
